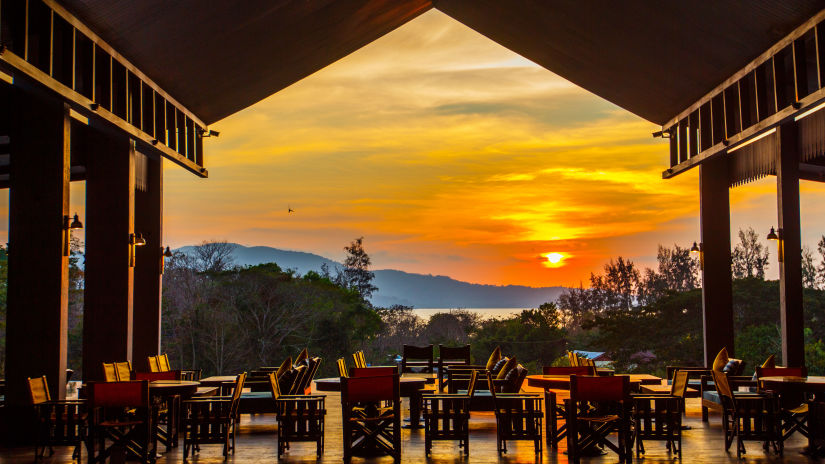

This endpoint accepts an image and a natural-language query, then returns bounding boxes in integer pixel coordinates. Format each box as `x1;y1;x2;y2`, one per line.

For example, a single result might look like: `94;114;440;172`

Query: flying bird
288;206;294;213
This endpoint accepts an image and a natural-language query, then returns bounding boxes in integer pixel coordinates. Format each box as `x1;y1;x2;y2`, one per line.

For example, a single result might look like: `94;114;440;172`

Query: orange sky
4;10;825;288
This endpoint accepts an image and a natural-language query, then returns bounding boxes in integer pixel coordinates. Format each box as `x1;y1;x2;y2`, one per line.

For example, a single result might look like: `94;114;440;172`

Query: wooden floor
2;384;815;464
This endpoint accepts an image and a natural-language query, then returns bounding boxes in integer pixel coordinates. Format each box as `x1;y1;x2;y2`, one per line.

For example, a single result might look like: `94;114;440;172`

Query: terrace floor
0;383;814;464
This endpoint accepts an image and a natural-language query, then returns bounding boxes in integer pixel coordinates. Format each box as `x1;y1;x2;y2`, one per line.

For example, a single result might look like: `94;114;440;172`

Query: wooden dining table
526;374;659;391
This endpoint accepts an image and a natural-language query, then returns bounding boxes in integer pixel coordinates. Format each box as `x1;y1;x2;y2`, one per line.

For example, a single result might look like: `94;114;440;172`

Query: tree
732;227;769;279
340;237;378;301
802;245;818;289
193;241;235;273
638;244;699;305
557;282;596;329
818;236;825;287
590;257;640;311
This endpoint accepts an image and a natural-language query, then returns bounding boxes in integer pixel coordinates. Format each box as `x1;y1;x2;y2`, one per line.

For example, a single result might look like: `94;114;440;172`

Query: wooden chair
541;366;596;448
437;344;471;391
713;369;781;458
352;351;367;369
422;370;477;456
268;372;326;458
632;370;689;458
114;361;132;382
86;380;154;464
487;371;543;456
756;366;809;442
27;376;86;461
566;374;632;463
147;356;161;373
341;374;401;463
337;357;349;377
158;354;172;372
182;372;247;458
102;363;118;382
291;357;322;395
401;344;434;374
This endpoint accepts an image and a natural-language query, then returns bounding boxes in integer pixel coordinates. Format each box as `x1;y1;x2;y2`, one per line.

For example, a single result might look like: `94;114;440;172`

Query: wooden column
699;156;735;365
132;153;163;371
776;122;805;367
6;90;70;405
83;131;135;381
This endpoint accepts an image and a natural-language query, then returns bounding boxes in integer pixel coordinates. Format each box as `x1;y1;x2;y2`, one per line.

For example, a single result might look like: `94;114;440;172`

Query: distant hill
178;243;566;309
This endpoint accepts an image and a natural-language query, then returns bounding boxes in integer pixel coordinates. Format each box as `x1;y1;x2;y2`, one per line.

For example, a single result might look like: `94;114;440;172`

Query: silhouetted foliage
732;227;770;279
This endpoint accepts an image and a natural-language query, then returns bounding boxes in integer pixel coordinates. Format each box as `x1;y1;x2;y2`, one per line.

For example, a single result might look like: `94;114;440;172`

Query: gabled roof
60;0;825;125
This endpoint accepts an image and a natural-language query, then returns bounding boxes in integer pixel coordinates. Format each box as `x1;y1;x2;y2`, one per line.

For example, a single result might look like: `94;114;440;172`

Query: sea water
411;307;525;321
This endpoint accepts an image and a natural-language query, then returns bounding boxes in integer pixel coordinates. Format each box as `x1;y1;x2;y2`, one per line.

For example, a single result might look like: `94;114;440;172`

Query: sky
4;10;825;287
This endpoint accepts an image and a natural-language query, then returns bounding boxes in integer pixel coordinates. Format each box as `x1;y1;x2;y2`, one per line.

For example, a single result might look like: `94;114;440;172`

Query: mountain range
178;243;567;309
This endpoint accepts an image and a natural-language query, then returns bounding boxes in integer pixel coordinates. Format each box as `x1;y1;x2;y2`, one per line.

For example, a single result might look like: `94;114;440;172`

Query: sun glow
543;252;566;268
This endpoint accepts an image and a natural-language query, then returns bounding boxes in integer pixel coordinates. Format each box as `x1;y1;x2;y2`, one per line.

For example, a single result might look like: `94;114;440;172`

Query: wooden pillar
83;131;135;381
6;90;70;405
132;152;163;371
776;122;805;367
699;156;735;365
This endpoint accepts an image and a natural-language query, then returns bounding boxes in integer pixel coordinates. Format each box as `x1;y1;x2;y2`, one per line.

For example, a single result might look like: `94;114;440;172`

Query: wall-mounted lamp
652;128;673;139
129;233;146;267
63;213;83;256
198;128;220;137
767;227;784;262
160;246;173;274
690;241;704;270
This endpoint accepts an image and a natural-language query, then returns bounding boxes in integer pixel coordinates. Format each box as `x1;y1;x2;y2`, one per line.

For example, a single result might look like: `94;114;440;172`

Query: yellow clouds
164;10;705;287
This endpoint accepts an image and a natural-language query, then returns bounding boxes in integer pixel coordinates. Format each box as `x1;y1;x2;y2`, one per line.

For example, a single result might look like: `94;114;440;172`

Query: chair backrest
352;351;367;369
268;372;282;400
567;351;577;367
756;366;808;378
27;376;51;404
114;361;132;381
711;369;734;406
542;366;596;376
134;370;181;381
466;370;479;396
337;358;348;377
350;366;397;377
295;357;321;394
569;375;629;402
401;344;434;373
147;356;161;373
341;374;399;403
87;380;149;408
438;344;470;365
286;365;307;394
275;356;293;380
229;372;247;417
670;370;690;397
158;354;171;372
102;363;118;382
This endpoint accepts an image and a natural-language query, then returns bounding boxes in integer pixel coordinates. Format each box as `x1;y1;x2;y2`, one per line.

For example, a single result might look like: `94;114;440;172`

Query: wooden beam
776;122;805;367
83;130;135;382
699;156;735;364
664;8;825;129
5;89;70;410
0;53;207;177
663;88;825;179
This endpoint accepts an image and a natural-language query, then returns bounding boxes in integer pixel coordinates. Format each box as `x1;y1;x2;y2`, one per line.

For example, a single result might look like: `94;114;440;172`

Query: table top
526;374;648;390
148;380;201;396
616;374;663;385
199;375;238;386
314;376;428;393
760;375;825;384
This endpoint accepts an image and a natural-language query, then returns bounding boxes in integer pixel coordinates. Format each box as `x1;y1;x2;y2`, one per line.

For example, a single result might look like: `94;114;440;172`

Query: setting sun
543;252;566;267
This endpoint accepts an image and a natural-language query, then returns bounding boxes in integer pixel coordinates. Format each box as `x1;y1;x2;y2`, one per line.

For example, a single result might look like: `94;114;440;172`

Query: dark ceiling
60;0;825;125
